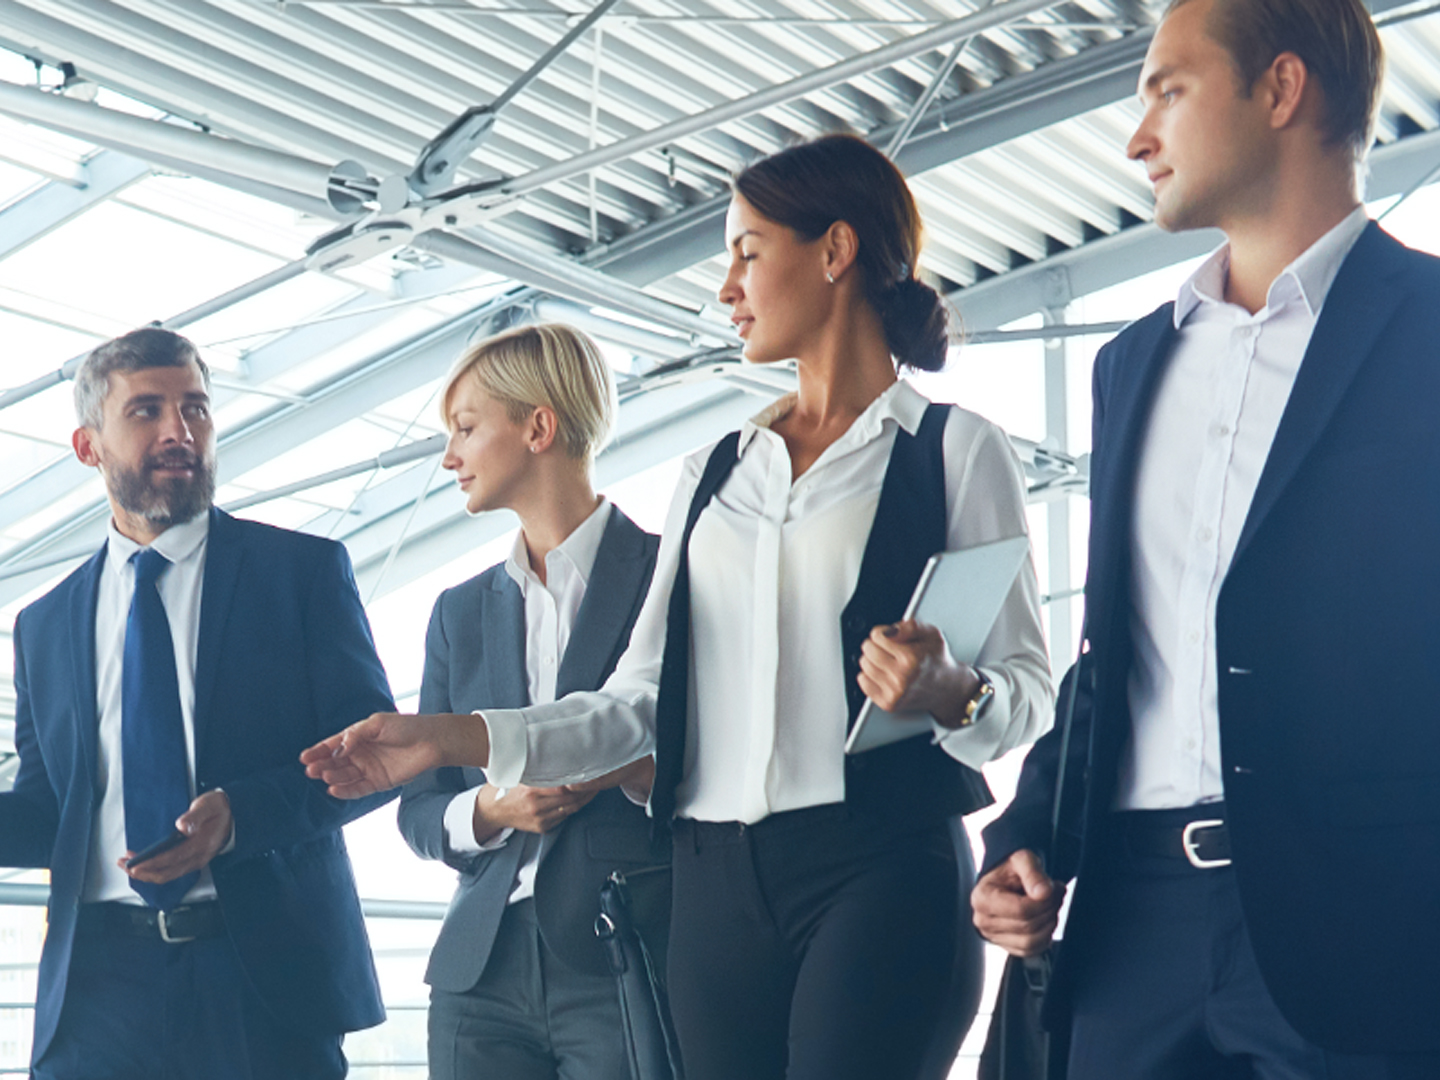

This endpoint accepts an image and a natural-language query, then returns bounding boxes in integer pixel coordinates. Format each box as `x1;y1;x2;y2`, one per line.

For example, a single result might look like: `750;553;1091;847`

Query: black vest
651;402;994;829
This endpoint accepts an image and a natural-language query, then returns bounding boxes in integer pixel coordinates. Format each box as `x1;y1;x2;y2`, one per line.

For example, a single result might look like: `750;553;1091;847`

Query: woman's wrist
430;711;493;769
930;663;983;729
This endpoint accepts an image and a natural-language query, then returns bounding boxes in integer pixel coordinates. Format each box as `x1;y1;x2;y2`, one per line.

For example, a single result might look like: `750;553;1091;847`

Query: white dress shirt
86;511;216;905
1117;208;1369;810
484;380;1053;825
441;498;611;903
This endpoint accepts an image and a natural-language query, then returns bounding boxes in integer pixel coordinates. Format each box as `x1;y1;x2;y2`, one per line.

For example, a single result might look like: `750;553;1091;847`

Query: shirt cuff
934;665;1013;770
442;785;508;855
480;709;528;789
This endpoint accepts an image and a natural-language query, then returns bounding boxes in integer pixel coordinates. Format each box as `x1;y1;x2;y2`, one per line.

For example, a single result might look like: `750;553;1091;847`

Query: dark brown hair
1172;0;1384;159
732;133;950;372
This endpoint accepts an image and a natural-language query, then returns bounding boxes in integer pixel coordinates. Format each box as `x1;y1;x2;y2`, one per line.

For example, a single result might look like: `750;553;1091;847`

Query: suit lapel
193;508;242;752
1232;224;1406;563
556;507;644;698
482;571;528;710
1089;307;1179;636
69;548;106;791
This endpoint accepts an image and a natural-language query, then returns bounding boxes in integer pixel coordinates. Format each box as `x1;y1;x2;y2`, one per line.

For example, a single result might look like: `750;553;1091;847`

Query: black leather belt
77;900;226;943
1116;808;1233;869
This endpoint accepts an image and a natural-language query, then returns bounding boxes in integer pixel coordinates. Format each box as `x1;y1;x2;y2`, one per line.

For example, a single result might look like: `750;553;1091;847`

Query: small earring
826;272;835;284
530;445;539;454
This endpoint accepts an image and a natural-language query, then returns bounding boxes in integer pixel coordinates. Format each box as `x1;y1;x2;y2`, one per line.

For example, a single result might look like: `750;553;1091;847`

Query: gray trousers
428;898;632;1080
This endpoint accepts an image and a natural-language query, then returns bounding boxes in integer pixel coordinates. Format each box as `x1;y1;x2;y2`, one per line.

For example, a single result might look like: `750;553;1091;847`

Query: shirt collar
737;378;926;455
1173;207;1369;327
504;497;611;593
105;508;210;576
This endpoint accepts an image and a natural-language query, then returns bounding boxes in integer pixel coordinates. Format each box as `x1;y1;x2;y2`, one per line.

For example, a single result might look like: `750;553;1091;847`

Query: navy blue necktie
122;548;197;910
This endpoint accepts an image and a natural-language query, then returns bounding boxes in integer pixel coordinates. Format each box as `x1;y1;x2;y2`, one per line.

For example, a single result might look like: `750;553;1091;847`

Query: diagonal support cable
887;33;975;158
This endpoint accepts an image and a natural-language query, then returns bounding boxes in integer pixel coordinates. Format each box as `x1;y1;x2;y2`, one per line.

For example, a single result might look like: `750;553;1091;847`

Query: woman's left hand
858;619;981;729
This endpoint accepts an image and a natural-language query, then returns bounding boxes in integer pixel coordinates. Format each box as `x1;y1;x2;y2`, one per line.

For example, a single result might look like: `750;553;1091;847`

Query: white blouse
483;379;1053;824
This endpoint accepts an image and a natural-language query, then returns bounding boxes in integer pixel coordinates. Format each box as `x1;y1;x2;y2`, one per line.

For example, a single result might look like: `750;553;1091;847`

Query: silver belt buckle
1182;819;1231;869
157;908;197;944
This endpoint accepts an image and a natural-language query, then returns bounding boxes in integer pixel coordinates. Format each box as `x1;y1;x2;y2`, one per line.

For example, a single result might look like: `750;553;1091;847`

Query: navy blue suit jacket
983;223;1440;1054
4;507;396;1063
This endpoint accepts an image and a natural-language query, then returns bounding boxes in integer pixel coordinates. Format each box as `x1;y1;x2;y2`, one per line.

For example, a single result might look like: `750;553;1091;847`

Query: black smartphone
125;830;188;869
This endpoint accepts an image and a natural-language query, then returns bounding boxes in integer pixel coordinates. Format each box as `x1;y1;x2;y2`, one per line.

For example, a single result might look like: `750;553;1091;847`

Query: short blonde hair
441;323;618;461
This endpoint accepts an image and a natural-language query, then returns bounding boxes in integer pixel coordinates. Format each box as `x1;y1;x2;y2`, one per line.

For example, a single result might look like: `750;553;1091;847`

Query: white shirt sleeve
932;411;1055;768
442;784;512;854
483;450;706;789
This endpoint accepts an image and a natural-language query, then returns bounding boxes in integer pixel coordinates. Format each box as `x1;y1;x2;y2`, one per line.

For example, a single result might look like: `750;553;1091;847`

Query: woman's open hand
301;712;488;798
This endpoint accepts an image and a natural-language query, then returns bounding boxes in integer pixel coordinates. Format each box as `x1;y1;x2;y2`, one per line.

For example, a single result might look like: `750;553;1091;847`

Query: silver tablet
844;535;1031;755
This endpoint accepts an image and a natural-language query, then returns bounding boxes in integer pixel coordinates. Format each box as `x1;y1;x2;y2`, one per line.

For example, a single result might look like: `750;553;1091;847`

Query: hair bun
880;277;950;373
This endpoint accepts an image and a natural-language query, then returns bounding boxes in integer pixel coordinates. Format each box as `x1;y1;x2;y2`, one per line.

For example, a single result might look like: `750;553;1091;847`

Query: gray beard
109;456;216;528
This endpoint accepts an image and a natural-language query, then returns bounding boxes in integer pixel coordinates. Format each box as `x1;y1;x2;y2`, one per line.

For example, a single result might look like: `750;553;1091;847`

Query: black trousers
35;908;344;1080
668;804;975;1080
1067;811;1440;1080
427;898;632;1080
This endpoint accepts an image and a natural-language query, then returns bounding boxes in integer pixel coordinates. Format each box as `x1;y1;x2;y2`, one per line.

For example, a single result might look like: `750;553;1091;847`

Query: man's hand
859;619;980;728
473;783;597;840
120;790;232;884
562;755;655;803
301;712;489;799
971;848;1067;957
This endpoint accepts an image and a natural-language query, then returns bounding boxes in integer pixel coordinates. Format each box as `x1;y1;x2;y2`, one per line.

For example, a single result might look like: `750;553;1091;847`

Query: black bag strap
1046;626;1089;870
650;432;742;830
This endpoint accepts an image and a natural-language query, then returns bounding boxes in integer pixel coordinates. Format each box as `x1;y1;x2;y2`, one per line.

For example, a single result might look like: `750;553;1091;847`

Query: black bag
979;951;1068;1080
595;867;684;1080
977;638;1089;1080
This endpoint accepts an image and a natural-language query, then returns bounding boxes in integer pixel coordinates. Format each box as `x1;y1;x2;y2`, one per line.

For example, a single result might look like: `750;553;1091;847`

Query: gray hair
74;328;211;429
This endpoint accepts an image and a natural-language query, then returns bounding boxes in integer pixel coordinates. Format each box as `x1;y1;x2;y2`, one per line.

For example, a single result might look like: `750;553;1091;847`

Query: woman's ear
526;405;560;455
822;220;860;283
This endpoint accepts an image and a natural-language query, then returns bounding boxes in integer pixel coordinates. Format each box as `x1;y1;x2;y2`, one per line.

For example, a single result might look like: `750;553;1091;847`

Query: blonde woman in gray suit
397;324;661;1080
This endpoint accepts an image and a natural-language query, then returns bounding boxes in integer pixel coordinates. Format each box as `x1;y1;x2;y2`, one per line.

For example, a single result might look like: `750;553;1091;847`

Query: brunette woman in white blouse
306;134;1053;1080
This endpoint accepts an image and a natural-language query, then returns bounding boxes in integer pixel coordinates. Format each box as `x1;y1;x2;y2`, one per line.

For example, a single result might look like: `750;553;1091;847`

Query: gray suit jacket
397;505;664;990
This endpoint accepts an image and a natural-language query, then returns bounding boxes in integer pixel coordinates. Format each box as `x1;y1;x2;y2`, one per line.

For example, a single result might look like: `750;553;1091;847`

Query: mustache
145;449;202;471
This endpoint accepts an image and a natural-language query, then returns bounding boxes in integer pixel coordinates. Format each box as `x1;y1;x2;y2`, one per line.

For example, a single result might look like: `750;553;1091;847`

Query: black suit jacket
4;508;396;1065
397;505;664;989
983;223;1440;1054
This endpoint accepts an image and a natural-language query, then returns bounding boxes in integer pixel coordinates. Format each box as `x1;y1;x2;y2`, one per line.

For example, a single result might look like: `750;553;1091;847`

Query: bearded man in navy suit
973;0;1440;1075
3;327;396;1079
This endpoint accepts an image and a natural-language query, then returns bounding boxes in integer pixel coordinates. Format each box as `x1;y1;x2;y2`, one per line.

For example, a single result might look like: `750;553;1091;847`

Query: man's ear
1263;51;1309;130
73;426;102;468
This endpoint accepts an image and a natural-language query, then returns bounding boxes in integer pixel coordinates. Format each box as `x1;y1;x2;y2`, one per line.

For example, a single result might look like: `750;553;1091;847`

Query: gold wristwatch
959;671;995;727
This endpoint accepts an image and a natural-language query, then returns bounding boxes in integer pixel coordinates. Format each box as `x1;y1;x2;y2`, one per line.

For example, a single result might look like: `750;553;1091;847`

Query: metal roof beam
0;1;401;174
950;123;1440;331
0;148;151;259
587;0;1414;292
490;0;1064;201
585;26;1155;288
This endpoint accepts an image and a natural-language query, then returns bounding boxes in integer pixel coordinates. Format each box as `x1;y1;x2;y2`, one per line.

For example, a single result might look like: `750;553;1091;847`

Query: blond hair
442;323;618;461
